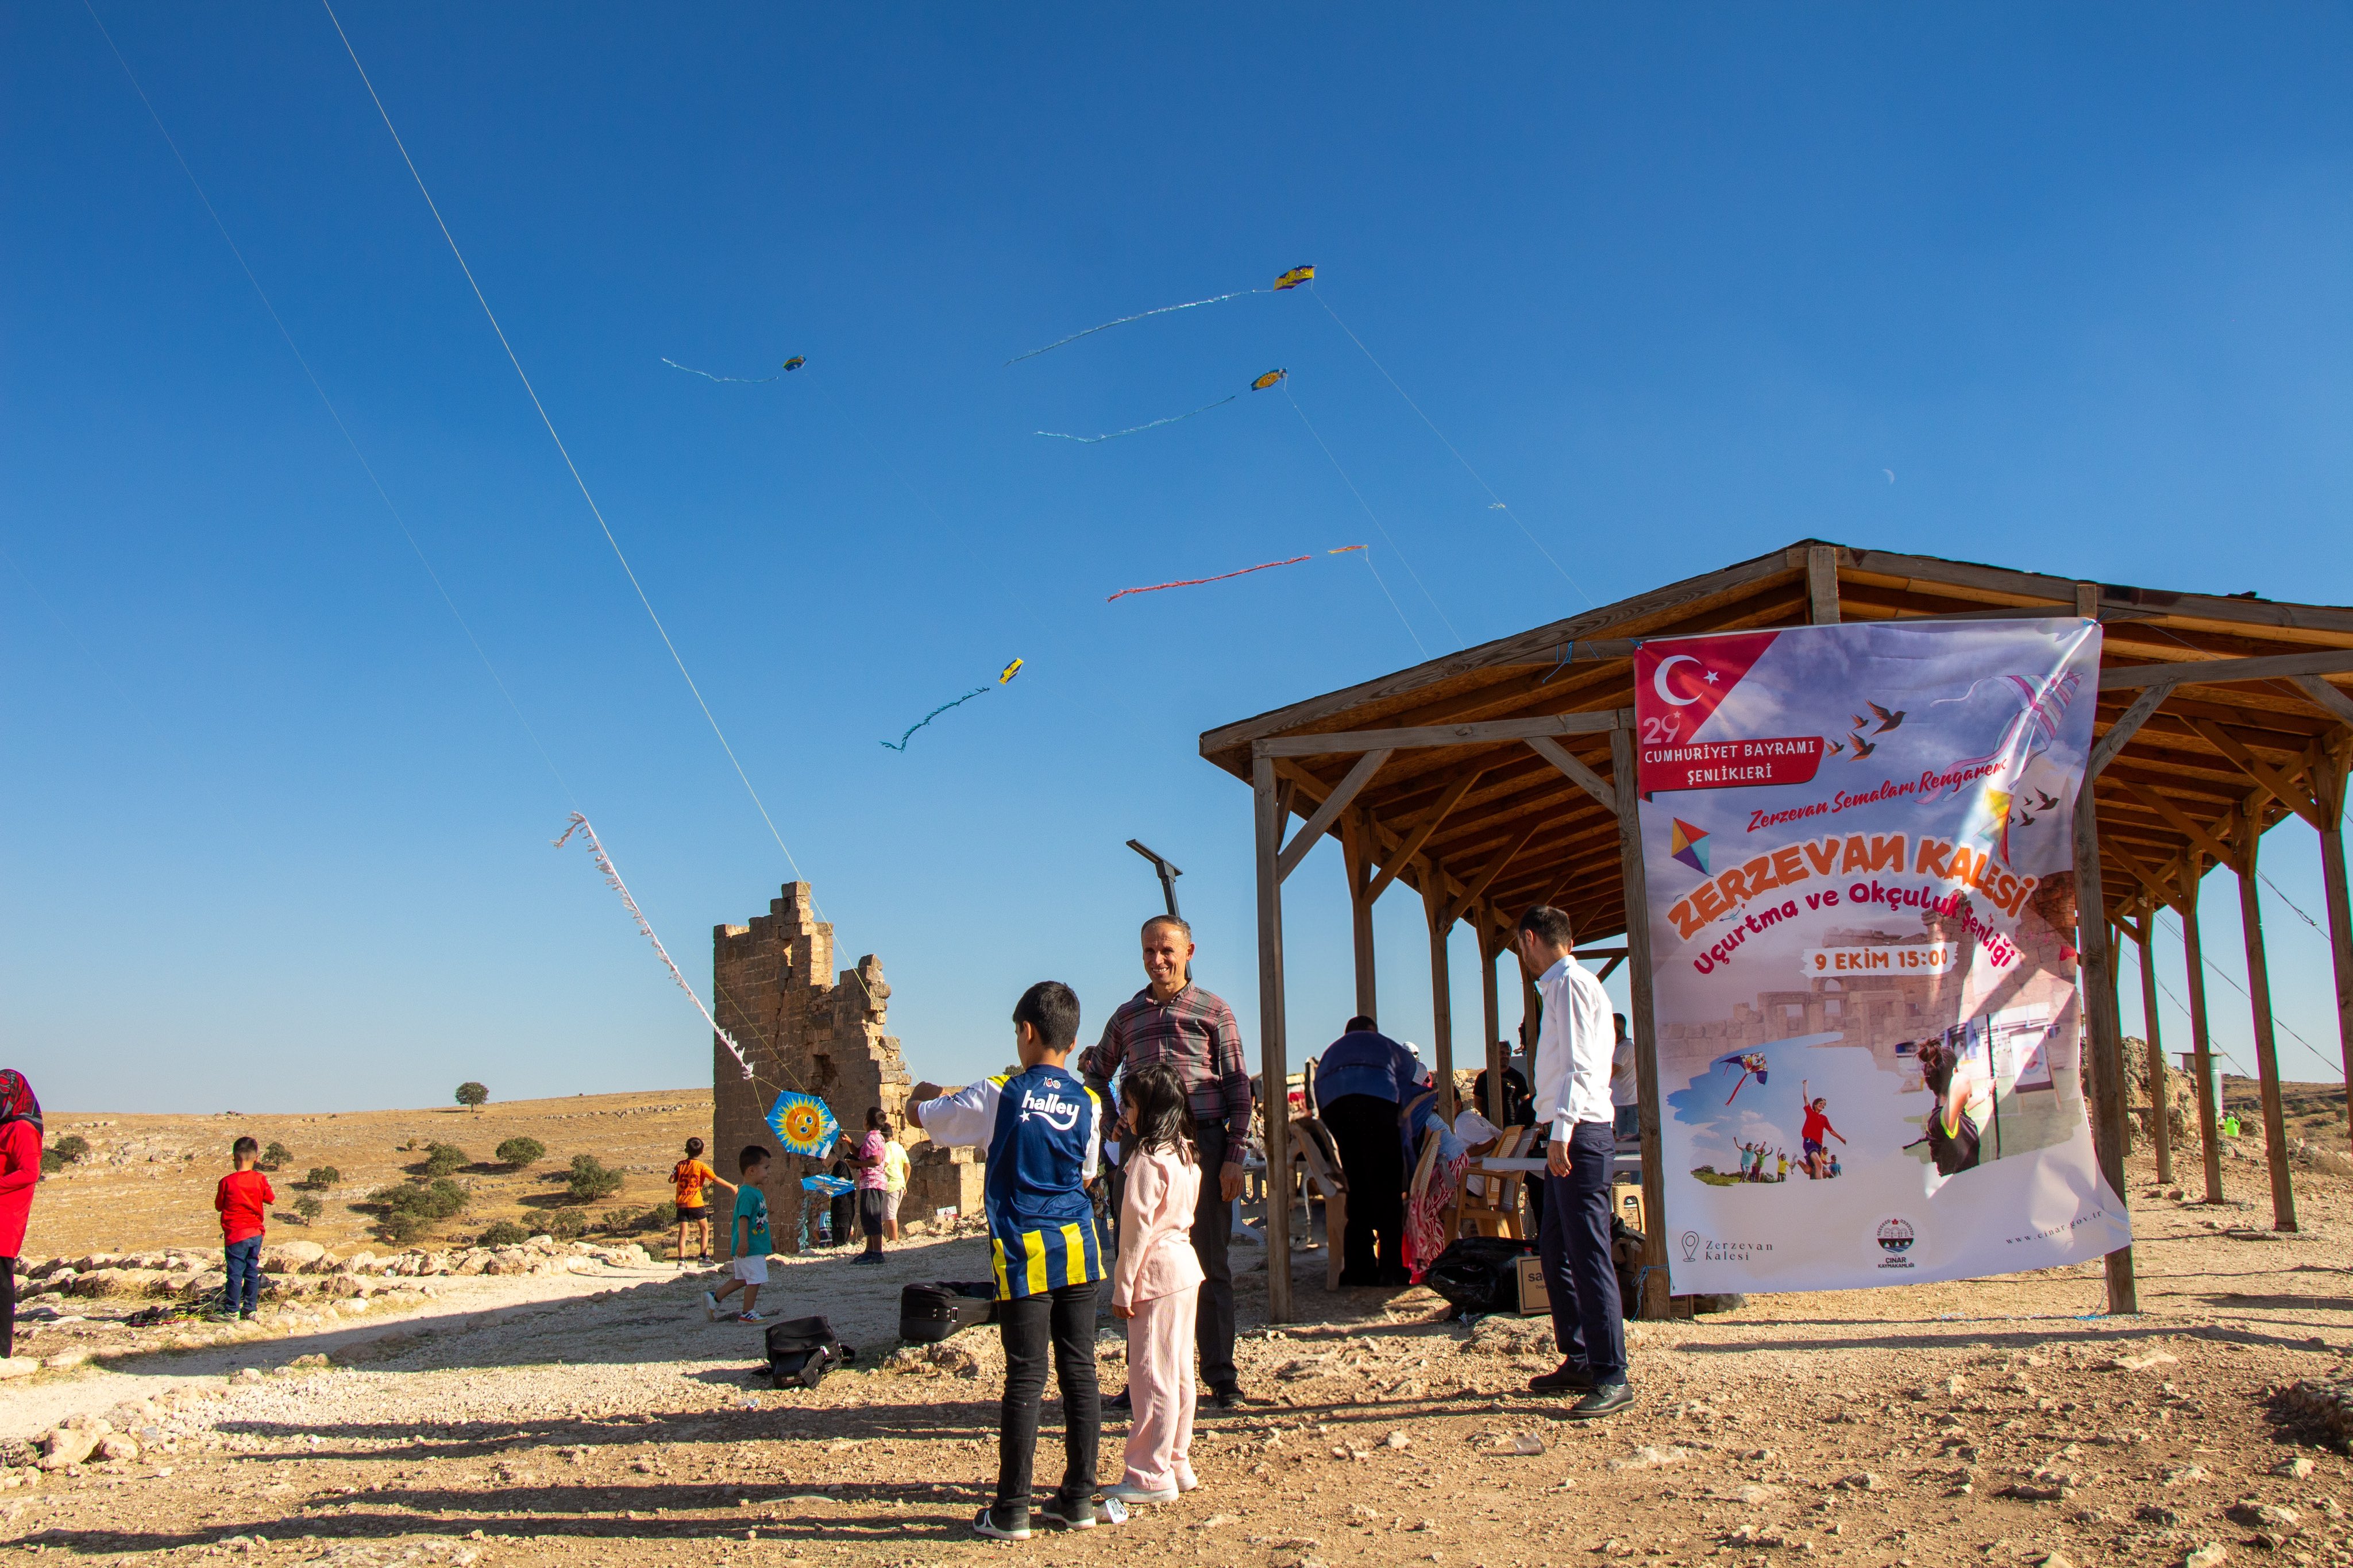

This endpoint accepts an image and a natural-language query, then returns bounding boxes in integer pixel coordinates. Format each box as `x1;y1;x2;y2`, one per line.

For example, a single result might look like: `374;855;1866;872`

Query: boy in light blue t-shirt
705;1145;773;1324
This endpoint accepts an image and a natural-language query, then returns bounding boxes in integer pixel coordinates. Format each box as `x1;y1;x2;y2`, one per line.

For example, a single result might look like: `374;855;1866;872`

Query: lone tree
456;1082;489;1111
493;1137;546;1169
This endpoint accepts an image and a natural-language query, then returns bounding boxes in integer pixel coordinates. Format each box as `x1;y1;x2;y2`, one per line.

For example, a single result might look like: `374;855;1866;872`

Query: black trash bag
765;1314;857;1390
898;1281;997;1344
1422;1235;1537;1316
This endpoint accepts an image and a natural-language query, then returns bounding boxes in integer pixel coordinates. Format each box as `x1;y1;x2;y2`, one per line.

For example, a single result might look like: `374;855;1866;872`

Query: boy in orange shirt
214;1137;274;1320
672;1137;737;1266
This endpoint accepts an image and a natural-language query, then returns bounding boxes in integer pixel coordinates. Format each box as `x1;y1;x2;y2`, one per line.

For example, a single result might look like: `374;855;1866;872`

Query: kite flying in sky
662;355;805;384
1036;368;1292;444
881;658;1023;752
1006;264;1316;364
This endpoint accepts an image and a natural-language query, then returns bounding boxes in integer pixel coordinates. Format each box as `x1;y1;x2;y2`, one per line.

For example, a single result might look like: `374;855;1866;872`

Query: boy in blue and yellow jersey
912;980;1104;1540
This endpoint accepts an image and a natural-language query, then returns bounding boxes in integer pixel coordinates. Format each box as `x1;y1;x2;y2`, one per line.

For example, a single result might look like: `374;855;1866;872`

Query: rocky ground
4;1120;2350;1568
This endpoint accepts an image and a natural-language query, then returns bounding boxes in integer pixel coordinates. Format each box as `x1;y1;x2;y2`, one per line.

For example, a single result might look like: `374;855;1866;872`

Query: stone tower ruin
712;882;980;1251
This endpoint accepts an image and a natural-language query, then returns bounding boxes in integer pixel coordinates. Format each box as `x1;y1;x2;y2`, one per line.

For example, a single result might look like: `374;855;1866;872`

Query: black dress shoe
1568;1381;1633;1419
1105;1388;1132;1412
1528;1358;1595;1395
1207;1385;1256;1412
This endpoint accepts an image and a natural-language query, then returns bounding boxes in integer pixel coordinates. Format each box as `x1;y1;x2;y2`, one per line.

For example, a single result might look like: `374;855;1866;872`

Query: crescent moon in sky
1883;469;1895;484
1654;654;1703;706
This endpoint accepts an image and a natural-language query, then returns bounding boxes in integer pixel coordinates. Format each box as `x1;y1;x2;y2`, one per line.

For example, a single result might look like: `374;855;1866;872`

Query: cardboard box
1514;1253;1549;1316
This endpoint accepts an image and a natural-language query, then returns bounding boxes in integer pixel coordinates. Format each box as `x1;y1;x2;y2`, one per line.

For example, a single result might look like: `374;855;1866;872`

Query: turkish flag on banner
1633;631;1781;736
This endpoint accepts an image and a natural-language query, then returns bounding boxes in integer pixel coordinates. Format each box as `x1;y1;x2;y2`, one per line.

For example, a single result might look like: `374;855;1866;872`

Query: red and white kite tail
554;813;755;1080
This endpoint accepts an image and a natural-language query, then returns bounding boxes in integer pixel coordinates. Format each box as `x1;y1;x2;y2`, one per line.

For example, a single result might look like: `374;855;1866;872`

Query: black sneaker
1568;1381;1633;1419
1035;1496;1096;1530
1105;1388;1132;1412
1207;1385;1256;1413
1529;1359;1595;1395
973;1504;1030;1541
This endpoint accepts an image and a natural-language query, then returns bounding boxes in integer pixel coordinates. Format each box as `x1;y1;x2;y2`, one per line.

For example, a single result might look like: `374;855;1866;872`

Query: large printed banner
1633;620;2131;1293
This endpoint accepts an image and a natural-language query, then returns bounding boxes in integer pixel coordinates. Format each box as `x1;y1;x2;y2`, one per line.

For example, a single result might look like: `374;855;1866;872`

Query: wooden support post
1806;545;1841;625
2232;797;2298;1233
1424;880;1456;1122
1608;724;1673;1320
1252;752;1294;1322
2070;782;2138;1313
2180;871;2226;1204
2312;752;2353;1152
1341;809;1378;1022
1480;923;1505;1122
2135;919;2173;1187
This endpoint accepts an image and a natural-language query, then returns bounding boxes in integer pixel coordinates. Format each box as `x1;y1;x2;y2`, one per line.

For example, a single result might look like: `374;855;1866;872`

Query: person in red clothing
1799;1080;1847;1179
0;1070;43;1361
215;1137;275;1321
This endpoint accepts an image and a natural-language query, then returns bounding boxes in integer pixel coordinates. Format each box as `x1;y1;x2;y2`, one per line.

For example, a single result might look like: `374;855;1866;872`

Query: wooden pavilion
1199;540;2353;1323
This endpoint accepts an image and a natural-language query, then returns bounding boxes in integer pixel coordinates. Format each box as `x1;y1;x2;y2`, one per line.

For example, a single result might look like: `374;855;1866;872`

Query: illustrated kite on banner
553;814;756;1081
767;1091;843;1159
1629;619;2127;1294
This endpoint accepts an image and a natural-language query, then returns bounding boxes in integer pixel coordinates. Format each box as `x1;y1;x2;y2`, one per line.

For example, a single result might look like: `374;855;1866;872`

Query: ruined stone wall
712;882;982;1252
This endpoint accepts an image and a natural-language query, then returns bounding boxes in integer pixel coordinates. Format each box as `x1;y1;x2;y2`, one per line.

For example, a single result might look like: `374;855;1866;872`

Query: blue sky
5;3;2348;1113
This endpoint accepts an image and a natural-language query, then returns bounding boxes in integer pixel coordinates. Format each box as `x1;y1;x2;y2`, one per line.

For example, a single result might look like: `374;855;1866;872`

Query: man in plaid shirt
1078;914;1256;1409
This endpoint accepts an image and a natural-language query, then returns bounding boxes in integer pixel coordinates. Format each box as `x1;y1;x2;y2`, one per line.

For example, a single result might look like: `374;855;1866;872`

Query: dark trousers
223;1236;264;1314
1322;1094;1406;1285
994;1280;1100;1512
1190;1122;1237;1391
1538;1121;1626;1382
1;1256;14;1360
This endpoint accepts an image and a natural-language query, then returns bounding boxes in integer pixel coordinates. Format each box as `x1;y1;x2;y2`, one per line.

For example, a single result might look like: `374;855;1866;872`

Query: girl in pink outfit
1102;1063;1206;1506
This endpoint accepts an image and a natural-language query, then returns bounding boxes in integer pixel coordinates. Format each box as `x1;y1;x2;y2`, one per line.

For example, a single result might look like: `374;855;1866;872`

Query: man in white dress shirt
1515;905;1630;1417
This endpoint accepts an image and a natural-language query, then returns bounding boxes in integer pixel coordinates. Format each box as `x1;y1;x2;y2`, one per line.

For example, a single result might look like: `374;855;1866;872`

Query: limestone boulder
263;1241;326;1272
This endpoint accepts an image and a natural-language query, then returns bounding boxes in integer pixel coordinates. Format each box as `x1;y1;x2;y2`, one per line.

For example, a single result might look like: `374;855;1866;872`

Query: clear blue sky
6;4;2347;1113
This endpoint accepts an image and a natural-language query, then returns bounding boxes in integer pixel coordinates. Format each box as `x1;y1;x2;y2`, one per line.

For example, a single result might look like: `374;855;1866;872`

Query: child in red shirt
215;1137;275;1320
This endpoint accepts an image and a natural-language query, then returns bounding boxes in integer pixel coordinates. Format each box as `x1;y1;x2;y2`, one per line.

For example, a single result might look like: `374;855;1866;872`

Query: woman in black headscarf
0;1070;42;1361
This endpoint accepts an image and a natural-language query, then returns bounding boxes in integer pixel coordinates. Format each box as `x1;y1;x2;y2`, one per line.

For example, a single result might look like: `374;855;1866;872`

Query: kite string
1354;549;1427;659
1281;380;1457;649
555;814;755;1082
1310;285;1594;607
318;0;804;882
83;0;578;809
662;357;778;384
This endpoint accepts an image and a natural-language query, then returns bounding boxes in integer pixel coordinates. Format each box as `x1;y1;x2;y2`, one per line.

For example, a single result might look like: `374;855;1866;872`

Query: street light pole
1126;839;1184;919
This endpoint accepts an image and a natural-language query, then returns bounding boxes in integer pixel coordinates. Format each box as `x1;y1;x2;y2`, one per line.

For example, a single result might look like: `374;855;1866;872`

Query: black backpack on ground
899;1280;997;1343
1423;1235;1537;1316
765;1315;855;1390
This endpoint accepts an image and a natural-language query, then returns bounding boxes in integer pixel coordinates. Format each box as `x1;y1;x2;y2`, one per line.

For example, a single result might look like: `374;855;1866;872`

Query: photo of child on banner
1634;619;2130;1293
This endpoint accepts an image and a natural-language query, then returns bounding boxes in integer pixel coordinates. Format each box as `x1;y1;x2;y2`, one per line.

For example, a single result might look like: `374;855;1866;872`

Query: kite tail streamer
1107;555;1311;602
554;813;754;1080
1006;290;1265;365
1037;395;1236;443
882;686;991;751
662;357;779;384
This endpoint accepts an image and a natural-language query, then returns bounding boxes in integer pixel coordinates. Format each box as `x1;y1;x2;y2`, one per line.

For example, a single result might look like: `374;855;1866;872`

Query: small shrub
646;1199;678;1229
420;1143;469;1178
597;1208;639;1234
530;1210;587;1241
379;1211;427;1246
306;1165;342;1189
493;1137;546;1168
455;1082;489;1110
49;1134;90;1164
292;1195;325;1223
259;1141;293;1171
40;1149;66;1175
476;1219;529;1248
565;1154;623;1203
371;1176;469;1223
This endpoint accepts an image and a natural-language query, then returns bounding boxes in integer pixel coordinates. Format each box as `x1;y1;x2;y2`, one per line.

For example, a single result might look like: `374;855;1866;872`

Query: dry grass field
32;1091;716;1262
